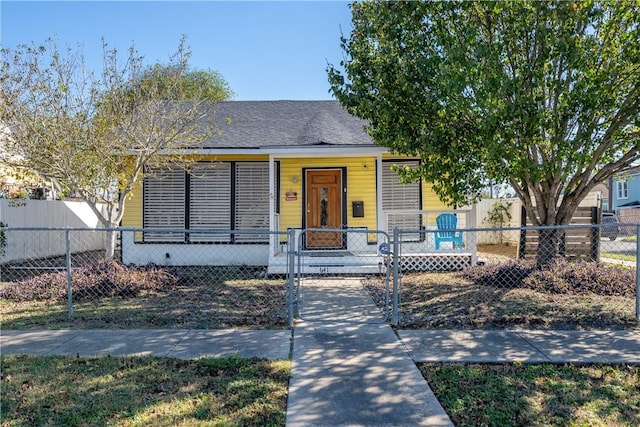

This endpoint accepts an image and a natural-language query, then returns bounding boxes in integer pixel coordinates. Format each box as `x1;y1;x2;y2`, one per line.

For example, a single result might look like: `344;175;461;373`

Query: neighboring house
611;166;640;210
120;100;471;273
1;125;54;199
610;166;640;230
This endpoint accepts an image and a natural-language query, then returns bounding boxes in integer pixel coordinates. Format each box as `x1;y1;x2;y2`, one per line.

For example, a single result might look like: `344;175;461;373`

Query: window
143;161;272;243
189;163;231;242
143;168;185;242
381;160;421;231
617;180;628;199
235;162;270;242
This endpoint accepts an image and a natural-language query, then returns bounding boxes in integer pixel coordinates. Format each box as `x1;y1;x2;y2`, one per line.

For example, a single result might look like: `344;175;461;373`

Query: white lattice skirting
399;254;472;271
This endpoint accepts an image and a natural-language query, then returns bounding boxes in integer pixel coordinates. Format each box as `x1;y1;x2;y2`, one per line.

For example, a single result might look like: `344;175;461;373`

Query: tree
483;201;513;245
1;37;232;258
328;0;639;266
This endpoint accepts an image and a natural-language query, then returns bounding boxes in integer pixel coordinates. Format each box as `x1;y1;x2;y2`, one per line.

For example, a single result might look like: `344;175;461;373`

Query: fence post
590;206;599;262
287;228;296;328
65;229;73;320
392;227;400;326
636;225;639;323
518;206;527;259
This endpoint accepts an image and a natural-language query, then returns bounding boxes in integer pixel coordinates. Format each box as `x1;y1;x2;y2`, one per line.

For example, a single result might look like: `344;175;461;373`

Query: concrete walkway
2;277;639;427
0;329;292;360
286;278;452;426
400;329;640;365
3;328;637;365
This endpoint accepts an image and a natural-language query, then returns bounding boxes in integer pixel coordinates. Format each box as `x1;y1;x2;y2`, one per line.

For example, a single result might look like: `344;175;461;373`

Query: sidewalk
0;329;292;360
2;327;638;365
399;329;640;364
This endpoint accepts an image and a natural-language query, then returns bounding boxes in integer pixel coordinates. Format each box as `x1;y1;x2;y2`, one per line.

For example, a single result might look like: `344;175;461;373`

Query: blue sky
1;0;354;100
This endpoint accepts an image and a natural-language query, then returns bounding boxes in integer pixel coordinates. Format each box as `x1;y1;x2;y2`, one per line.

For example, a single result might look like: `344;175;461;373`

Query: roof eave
153;145;386;156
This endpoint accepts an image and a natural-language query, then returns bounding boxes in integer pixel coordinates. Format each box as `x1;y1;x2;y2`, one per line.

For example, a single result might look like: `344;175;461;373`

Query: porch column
269;154;276;255
376;153;385;237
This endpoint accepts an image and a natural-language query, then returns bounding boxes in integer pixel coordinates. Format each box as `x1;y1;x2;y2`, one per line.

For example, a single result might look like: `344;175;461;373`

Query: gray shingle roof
201;100;373;149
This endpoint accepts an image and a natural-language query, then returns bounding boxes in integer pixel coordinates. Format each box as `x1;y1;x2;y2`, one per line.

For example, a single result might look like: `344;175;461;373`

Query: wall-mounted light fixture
292;176;299;183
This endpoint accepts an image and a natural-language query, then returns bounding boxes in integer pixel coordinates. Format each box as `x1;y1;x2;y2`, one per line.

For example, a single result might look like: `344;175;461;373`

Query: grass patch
601;252;637;262
1;354;290;427
621;235;637;243
419;363;640;427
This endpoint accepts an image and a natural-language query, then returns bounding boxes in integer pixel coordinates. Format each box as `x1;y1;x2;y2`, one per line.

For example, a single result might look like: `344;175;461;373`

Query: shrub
523;258;635;297
0;261;180;302
458;260;535;288
459;258;634;297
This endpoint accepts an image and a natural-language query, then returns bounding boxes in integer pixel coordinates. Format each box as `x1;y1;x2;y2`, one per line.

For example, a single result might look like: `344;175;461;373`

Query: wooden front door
305;169;343;249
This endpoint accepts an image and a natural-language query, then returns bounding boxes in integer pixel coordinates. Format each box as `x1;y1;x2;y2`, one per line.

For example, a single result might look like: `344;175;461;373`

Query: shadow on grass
1;354;289;427
419;363;640;427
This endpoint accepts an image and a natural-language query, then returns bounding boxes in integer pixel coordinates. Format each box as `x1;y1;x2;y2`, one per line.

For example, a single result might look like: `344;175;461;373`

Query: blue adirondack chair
435;213;464;250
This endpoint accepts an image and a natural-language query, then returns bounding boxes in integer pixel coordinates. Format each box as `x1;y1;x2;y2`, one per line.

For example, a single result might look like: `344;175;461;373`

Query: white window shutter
143;168;186;242
382;160;421;231
235;162;270;242
189;163;231;242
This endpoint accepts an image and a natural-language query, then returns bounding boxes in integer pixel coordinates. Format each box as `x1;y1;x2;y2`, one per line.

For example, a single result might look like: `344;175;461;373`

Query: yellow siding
422;182;447;226
121;154;446;233
422;182;447;210
278;157;377;232
121;179;143;228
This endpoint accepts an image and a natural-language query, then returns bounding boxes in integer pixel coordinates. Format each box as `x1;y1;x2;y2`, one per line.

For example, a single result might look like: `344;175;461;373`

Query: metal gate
292;228;391;324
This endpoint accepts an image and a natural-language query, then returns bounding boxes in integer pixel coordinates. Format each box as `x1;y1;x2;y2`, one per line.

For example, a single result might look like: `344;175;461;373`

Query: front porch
267;210;477;275
266;248;474;275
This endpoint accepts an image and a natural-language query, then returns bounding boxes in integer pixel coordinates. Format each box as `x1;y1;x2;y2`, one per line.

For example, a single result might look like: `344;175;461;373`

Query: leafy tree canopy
1;36;232;258
137;65;233;102
329;0;639;227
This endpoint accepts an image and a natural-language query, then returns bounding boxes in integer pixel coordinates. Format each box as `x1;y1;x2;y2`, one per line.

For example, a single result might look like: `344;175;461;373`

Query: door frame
302;167;347;249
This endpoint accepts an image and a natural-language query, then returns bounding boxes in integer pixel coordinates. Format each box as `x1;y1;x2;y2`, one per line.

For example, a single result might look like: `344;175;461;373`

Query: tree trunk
104;227;117;261
535;228;564;268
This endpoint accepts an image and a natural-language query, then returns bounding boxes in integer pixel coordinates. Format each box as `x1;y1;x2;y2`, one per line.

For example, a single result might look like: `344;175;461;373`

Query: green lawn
420;362;640;427
1;355;290;427
601;252;637;262
3;355;639;427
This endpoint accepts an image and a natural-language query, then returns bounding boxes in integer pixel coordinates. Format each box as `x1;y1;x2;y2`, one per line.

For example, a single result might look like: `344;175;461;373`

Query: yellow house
120;100;471;273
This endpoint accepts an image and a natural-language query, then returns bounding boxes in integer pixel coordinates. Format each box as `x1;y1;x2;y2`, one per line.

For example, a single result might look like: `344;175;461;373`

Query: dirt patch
365;271;637;330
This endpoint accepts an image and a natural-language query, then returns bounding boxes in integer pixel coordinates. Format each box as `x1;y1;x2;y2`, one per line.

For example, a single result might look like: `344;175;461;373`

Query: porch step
268;263;385;275
267;252;474;275
267;257;386;275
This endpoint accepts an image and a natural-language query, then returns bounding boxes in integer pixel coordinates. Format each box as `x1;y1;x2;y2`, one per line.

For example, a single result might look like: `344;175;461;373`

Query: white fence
0;200;105;262
472;198;521;245
473;194;604;245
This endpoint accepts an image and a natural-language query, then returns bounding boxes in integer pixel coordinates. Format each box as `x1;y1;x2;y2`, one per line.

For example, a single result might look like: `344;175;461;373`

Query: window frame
142;161;277;244
381;159;423;240
617;180;628;200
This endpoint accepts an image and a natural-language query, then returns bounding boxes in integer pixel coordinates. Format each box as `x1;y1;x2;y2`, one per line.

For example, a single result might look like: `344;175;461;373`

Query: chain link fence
0;227;290;329
367;223;638;330
2;224;638;331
